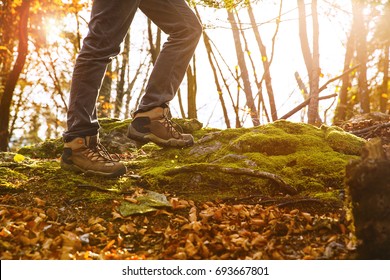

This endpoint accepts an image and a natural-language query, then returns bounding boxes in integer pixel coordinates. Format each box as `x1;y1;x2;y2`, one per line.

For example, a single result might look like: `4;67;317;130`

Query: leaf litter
0;188;356;260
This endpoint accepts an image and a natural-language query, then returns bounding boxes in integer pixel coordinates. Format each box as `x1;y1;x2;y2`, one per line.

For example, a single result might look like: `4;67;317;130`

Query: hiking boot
60;135;127;177
127;107;194;148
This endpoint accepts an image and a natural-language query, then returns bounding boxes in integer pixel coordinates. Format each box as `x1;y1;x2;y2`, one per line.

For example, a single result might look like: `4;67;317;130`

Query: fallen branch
164;164;297;195
318;65;360;94
276;198;329;208
350;122;390;137
280;65;360;121
279;94;337;120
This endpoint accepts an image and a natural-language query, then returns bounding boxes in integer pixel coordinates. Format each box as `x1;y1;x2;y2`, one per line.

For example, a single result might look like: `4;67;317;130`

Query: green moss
99;118;132;134
323;126;365;155
7;120;366;208
0;167;28;191
18;138;63;158
229;131;300;155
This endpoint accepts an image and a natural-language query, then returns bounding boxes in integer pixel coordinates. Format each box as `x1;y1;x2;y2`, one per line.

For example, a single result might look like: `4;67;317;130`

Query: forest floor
1;114;389;260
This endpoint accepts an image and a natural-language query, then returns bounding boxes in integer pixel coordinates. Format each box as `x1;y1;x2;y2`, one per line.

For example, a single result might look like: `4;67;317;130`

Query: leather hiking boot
127;107;194;148
60;135;127;177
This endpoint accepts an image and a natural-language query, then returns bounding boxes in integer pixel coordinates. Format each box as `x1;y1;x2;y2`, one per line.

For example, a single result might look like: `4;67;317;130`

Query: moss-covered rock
135;120;365;205
6;120;366;210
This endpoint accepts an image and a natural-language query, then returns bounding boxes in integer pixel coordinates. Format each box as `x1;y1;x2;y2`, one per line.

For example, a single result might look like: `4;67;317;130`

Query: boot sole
127;125;194;148
60;160;127;178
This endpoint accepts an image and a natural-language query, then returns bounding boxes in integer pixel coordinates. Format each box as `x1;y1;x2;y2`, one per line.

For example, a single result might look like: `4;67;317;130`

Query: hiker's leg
64;0;141;142
137;0;202;112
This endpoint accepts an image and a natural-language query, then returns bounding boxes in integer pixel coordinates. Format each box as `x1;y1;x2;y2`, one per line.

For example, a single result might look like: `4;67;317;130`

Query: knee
191;19;203;40
176;17;202;42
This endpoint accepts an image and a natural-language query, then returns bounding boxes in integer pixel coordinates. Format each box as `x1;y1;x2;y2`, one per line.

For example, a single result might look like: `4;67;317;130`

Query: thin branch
318;65;360;94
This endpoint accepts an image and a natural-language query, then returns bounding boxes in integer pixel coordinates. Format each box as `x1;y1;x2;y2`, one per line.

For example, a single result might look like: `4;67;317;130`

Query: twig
76;184;134;195
164;164;297;195
318;65;360;94
276;198;328;207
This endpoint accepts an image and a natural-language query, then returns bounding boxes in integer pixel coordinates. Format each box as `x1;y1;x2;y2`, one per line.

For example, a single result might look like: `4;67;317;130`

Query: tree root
164;164;298;195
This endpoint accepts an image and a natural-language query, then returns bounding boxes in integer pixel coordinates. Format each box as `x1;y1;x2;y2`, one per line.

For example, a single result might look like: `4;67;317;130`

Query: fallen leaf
189;207;197;223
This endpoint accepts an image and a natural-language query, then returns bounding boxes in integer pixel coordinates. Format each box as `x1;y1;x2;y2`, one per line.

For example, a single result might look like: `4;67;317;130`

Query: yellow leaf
13;154;25;163
381;93;388;99
262;56;267;62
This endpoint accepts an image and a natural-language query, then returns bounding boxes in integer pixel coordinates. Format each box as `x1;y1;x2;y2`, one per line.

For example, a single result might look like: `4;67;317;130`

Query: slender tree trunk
309;0;320;125
297;0;313;79
99;62;113;118
380;44;389;113
177;89;186;119
335;26;356;122
0;0;30;151
187;56;197;119
297;0;321;125
227;9;259;126
247;3;277;121
353;0;370;113
115;31;130;118
147;18;161;65
202;31;231;128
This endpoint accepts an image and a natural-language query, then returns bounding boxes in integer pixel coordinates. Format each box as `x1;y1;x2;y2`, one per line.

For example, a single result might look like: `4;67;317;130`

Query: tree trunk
353;0;370;113
115;31;130;118
187;56;197;119
297;0;313;80
334;26;356;122
247;3;278;121
309;0;321;125
380;44;389;113
147;18;161;65
99;62;113;118
297;0;321;125
0;0;30;151
347;138;390;259
227;9;259;126
202;31;231;128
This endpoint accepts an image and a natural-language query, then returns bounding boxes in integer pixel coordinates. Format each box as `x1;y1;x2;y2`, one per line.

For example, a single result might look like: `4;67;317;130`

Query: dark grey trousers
63;0;202;142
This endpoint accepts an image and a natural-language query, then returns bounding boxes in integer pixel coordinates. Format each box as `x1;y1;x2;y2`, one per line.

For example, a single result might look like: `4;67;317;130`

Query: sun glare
44;18;61;44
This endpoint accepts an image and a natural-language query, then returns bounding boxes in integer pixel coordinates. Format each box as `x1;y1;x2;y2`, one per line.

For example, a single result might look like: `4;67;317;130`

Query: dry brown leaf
302;212;312;223
251;218;265;227
119;223;134;234
90;223;106;232
124;197;139;204
34;197;46;207
111;211;123;220
88;217;104;225
251;235;267;246
172;251;187;260
200;243;210;258
189;206;197;223
102;239;116;253
0;228;12;238
185;239;198;257
61;231;82;251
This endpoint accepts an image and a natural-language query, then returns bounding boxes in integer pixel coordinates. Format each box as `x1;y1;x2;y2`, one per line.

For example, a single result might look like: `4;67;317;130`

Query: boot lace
162;113;183;139
84;142;120;162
